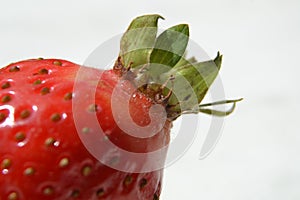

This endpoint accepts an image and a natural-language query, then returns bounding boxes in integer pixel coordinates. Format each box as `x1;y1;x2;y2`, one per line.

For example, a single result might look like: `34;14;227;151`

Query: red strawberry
0;15;240;200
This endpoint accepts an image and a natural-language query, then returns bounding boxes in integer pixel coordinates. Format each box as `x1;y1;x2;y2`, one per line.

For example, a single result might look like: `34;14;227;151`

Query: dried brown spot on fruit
41;87;50;95
15;132;26;142
9;66;20;72
24;167;35;176
51;113;61;122
8;191;18;200
1;82;11;89
1;95;11;103
20;110;31;119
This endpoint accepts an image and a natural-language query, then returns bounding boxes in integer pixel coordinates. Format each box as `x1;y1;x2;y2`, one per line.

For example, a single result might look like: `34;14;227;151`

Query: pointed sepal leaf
120;14;163;68
162;52;223;117
150;24;189;68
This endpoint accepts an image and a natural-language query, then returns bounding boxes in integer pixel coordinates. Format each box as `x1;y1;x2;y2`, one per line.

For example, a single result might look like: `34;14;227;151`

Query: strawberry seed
139;178;148;189
0;113;6;122
8;191;18;200
43;186;54;196
51;113;61;122
123;175;133;187
1;95;11;103
96;188;104;197
20;110;31;119
53;60;62;66
1;158;11;169
59;158;69;168
70;190;80;197
1;82;11;89
81;165;92;176
9;66;20;72
15;132;26;142
64;92;73;100
33;79;42;85
82;127;90;134
24;167;35;176
38;68;49;75
87;104;98;112
45;137;55;146
41;87;50;95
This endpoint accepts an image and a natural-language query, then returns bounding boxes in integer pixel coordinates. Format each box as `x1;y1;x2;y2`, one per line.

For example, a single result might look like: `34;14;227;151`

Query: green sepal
150;24;189;68
120;14;163;68
162;52;223;117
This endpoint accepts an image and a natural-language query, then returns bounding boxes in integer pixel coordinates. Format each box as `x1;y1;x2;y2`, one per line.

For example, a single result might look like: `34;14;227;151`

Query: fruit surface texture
0;14;240;200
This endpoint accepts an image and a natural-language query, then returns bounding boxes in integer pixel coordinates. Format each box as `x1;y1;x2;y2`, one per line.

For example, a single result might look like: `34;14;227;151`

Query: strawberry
0;15;240;200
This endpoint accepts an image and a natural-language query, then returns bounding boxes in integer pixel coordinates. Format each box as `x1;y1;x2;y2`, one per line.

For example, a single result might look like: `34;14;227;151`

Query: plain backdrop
1;0;300;199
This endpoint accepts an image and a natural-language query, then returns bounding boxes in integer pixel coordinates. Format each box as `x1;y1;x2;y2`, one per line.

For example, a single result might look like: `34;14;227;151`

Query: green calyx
118;14;241;119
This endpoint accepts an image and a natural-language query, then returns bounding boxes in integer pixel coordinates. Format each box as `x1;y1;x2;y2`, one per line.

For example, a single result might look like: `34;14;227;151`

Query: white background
1;0;299;199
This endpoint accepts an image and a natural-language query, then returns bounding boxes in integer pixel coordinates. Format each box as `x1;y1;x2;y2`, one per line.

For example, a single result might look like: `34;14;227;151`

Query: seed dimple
41;87;50;95
1;82;11;89
9;66;20;72
53;60;62;66
24;167;35;176
81;165;92;176
8;191;18;200
96;188;104;197
51;113;61;122
43;186;54;196
1;95;11;103
59;158;69;168
64;92;73;100
20;110;31;119
1;158;11;169
139;178;148;189
15;132;26;142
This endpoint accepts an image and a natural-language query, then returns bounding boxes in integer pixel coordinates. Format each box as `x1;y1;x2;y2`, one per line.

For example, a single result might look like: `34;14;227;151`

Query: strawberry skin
0;59;170;199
